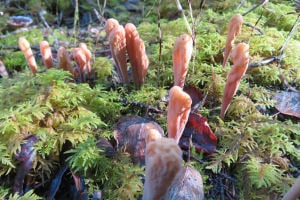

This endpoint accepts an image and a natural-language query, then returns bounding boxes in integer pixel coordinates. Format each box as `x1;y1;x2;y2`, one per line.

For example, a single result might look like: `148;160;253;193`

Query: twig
243;22;264;35
251;11;264;36
236;0;246;10
187;0;196;73
277;15;300;63
157;0;162;62
277;14;300;92
157;0;162;87
38;10;50;29
73;0;79;44
247;56;278;68
175;0;192;35
242;0;268;16
278;73;299;92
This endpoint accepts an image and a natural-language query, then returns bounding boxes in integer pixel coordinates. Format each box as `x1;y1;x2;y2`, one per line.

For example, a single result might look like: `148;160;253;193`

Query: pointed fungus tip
222;14;243;67
173;34;193;88
105;18;120;38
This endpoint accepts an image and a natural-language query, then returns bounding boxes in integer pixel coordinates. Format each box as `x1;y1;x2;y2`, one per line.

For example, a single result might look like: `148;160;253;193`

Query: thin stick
277;15;300;63
242;0;268;16
73;0;79;44
277;15;300;92
243;22;263;35
158;0;162;62
157;0;162;87
187;0;196;73
175;0;192;35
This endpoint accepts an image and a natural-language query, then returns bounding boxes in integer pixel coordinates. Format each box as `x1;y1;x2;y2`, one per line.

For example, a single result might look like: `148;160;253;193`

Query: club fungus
40;41;54;69
72;48;87;81
220;42;249;119
108;24;129;84
79;43;92;74
125;23;149;89
173;34;193;88
222;14;243;67
57;46;73;73
167;86;192;144
142;137;183;200
18;37;38;75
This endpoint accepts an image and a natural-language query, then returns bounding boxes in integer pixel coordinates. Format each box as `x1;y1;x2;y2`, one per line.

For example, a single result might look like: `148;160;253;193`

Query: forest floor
0;0;299;200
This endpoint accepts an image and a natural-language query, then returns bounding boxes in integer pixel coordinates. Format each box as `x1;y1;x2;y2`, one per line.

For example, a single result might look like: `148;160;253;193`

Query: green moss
248;64;281;86
226;95;261;120
263;2;298;31
93;57;113;85
3;51;27;73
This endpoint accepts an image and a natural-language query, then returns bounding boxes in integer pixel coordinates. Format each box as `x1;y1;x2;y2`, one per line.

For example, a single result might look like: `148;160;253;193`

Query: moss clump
226;95;260;120
93;57;113;85
3;51;27;73
248;64;281;86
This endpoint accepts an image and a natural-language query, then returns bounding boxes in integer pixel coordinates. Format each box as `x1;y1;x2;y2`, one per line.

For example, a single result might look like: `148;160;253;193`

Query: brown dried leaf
274;91;300;118
113;115;164;164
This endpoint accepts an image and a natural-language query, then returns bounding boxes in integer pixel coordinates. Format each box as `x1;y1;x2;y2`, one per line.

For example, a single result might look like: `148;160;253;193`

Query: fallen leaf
114;115;164;164
273;91;300;118
179;112;217;154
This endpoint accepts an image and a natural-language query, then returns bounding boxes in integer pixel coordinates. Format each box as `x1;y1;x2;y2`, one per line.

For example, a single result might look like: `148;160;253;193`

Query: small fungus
220;42;249;119
173;34;193;88
105;18;120;38
57;46;73;73
222;14;243;67
125;23;149;89
108;25;129;83
18;37;38;75
72;48;87;81
167;86;192;144
40;41;54;69
79;43;92;74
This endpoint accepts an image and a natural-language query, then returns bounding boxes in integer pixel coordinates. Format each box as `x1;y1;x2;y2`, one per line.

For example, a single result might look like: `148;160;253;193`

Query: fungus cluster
105;18;149;89
18;37;93;82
